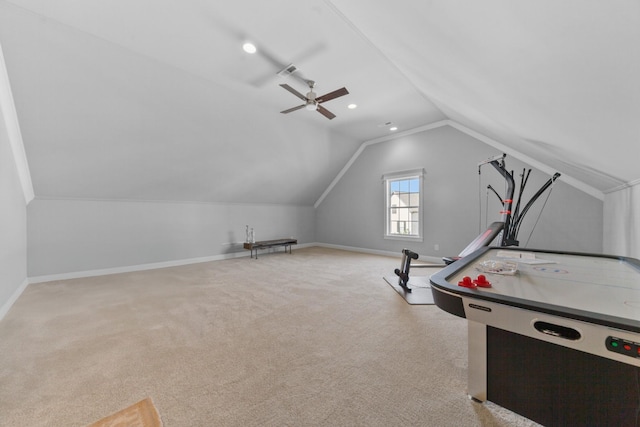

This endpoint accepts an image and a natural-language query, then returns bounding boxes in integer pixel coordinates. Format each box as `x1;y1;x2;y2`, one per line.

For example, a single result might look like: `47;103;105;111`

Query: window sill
384;235;423;242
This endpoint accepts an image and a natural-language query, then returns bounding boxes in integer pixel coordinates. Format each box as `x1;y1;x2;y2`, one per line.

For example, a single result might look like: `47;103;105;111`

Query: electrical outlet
434;244;439;251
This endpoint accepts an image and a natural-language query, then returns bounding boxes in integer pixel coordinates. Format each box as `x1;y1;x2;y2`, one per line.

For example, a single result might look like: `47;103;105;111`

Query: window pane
409;220;419;232
389;207;419;236
409;178;419;193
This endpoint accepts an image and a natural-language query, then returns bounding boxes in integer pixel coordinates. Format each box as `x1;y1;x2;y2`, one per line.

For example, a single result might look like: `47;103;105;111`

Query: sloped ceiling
0;0;638;206
330;0;640;193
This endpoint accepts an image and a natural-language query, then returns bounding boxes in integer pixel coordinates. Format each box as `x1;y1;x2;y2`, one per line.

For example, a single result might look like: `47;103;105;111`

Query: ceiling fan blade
280;104;306;114
317;105;336;120
279;84;307;101
316;87;349;104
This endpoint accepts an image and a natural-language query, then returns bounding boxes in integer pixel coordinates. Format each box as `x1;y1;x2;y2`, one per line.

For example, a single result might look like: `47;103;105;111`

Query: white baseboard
26;242;440;285
28;242;317;284
0;278;29;321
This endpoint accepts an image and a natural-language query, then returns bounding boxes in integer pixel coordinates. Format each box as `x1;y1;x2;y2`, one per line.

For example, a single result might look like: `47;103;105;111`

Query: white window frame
382;168;424;241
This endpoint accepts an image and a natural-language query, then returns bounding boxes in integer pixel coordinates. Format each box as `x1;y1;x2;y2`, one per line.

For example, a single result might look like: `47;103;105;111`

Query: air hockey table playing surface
429;246;640;427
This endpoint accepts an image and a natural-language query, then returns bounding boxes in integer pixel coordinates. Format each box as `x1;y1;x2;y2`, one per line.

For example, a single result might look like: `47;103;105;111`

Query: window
383;169;423;240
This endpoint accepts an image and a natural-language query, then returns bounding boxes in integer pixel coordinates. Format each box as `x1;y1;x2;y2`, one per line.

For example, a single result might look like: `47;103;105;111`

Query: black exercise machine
393;154;561;294
482;154;560;247
394;221;505;293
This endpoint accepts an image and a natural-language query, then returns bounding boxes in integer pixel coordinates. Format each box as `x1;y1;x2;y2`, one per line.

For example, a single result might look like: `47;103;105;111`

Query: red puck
473;274;492;288
458;276;477;288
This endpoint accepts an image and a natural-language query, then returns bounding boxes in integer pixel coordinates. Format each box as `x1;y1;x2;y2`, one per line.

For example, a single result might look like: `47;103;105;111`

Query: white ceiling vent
277;64;298;77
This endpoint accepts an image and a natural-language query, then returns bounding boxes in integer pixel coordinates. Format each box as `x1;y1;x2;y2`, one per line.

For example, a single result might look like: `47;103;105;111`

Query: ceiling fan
279;80;349;120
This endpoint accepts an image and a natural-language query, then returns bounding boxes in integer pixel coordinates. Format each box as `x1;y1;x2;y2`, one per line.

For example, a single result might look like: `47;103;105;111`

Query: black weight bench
243;238;297;259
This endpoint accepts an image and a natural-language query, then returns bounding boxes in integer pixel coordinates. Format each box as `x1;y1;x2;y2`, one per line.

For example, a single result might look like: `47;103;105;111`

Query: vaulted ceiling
1;0;638;205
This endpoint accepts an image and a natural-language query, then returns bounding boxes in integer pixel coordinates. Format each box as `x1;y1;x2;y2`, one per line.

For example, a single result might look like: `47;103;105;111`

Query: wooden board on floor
88;397;162;427
383;276;434;305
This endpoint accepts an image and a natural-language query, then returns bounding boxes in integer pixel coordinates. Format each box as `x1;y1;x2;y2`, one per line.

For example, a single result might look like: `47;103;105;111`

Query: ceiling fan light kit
279;80;349;120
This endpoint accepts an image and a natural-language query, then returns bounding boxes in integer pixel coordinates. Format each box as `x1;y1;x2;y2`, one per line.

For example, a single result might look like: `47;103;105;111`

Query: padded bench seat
243;238;297;259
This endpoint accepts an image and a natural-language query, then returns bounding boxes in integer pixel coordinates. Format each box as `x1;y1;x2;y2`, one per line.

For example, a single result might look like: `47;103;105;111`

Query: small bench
243;238;297;259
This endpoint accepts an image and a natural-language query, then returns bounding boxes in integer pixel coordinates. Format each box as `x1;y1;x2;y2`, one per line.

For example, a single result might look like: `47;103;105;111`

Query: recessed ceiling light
242;42;257;54
348;104;357;109
389;126;398;131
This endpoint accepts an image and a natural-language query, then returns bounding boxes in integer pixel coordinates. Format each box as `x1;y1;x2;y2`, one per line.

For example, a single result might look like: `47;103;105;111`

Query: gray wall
316;125;603;257
25;124;606;280
28;198;315;277
604;184;640;259
0;113;27;315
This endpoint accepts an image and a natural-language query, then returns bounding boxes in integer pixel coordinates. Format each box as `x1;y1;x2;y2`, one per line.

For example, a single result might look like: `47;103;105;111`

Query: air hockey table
429;247;640;427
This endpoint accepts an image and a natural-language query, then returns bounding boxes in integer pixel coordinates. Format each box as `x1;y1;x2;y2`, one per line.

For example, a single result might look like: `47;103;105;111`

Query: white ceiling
0;0;638;205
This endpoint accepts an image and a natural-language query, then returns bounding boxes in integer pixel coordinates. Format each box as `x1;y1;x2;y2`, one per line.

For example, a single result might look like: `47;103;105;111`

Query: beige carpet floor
0;247;540;426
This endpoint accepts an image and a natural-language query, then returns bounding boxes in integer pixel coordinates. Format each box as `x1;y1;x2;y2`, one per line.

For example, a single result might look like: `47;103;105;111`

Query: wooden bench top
243;239;297;250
